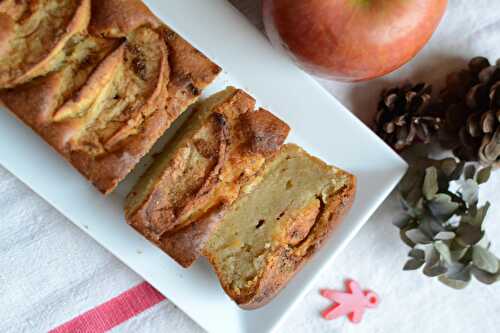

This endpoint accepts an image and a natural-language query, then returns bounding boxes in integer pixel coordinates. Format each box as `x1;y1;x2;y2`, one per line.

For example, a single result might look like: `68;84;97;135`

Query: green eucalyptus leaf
423;262;448;277
425;247;440;267
404;259;425;271
477;166;492;185
395;156;499;287
418;215;438;238
459;203;490;227
461;247;474;263
415;198;425;214
464;165;477;180
406;228;432;245
456;223;484;246
440;158;459;178
439;275;470;289
435;241;453;265
447;264;472;282
394;216;413;229
472;266;500;285
400;196;425;218
450;238;468;250
428;194;460;221
399;168;425;203
473;202;491;226
439;263;471;289
423;167;439;200
399;171;419;193
472;246;500;274
400;197;413;212
404;185;424;208
435;231;456;241
451;247;469;262
430;218;446;234
449;161;466;181
400;227;417;248
409;248;426;260
461;204;478;225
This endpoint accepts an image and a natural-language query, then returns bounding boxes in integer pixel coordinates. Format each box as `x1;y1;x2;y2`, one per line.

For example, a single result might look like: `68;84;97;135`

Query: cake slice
125;87;290;267
203;144;356;309
1;25;170;193
0;0;221;194
49;26;171;193
0;0;91;88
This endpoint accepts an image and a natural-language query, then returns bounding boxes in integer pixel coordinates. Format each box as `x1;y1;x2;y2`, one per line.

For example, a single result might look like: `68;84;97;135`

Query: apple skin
263;0;448;82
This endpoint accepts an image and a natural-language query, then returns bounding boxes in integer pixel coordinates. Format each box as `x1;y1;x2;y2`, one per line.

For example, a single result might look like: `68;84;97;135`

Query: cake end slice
0;0;221;194
203;144;356;309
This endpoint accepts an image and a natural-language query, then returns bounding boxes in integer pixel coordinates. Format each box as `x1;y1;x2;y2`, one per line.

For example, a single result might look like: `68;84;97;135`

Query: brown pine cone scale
375;83;442;151
440;57;500;167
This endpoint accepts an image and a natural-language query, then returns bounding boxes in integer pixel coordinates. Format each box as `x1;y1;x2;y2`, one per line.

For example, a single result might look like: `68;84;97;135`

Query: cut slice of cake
0;0;221;194
1;24;171;194
203;144;356;309
50;25;170;193
125;87;290;267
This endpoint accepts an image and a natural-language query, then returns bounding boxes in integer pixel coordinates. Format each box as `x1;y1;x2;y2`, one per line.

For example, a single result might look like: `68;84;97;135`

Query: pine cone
375;83;442;151
440;57;500;167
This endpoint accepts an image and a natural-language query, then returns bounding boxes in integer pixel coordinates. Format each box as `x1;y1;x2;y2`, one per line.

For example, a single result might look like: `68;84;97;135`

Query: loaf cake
125;87;291;267
2;0;357;311
203;144;356;309
0;0;221;193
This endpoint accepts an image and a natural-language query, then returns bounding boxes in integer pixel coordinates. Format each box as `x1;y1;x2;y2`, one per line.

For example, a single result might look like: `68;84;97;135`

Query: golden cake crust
234;176;355;309
0;0;221;194
125;88;290;267
89;0;161;37
0;0;92;88
203;144;356;309
159;206;227;268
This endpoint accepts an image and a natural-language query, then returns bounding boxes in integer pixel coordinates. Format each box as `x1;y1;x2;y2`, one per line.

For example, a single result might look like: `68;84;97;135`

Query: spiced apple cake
125;87;291;267
203;144;356;308
0;0;220;193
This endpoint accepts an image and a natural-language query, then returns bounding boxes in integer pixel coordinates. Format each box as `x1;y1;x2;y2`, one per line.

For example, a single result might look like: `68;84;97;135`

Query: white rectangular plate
0;1;407;332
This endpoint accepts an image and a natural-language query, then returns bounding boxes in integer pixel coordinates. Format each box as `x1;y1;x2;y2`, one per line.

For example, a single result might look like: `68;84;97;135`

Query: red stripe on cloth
49;282;166;333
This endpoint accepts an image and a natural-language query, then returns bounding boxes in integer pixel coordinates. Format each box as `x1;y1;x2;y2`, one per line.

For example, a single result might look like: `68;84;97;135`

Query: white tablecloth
1;1;500;332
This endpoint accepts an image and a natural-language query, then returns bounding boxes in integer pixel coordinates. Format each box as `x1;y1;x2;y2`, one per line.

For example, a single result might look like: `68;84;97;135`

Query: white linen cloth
1;1;500;332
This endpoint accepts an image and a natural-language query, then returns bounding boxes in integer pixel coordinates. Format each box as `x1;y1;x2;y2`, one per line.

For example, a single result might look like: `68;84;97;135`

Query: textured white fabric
1;1;500;332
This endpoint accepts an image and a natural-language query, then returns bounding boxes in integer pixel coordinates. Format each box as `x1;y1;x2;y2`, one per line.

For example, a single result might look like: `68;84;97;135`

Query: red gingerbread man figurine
321;280;379;324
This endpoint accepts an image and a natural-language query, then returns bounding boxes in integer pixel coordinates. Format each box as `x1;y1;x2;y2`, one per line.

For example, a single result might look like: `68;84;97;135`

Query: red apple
263;0;448;82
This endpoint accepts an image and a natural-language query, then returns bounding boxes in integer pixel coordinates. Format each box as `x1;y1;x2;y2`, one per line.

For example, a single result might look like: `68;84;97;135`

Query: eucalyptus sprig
395;157;499;289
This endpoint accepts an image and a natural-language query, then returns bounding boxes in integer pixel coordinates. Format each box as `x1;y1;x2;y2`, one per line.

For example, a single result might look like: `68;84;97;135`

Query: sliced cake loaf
0;0;221;193
203;144;356;309
125;87;290;267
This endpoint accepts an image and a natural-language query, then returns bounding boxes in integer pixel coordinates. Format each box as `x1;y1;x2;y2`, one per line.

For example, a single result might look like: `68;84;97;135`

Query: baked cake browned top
204;144;356;309
0;0;221;194
125;87;291;267
1;0;358;312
